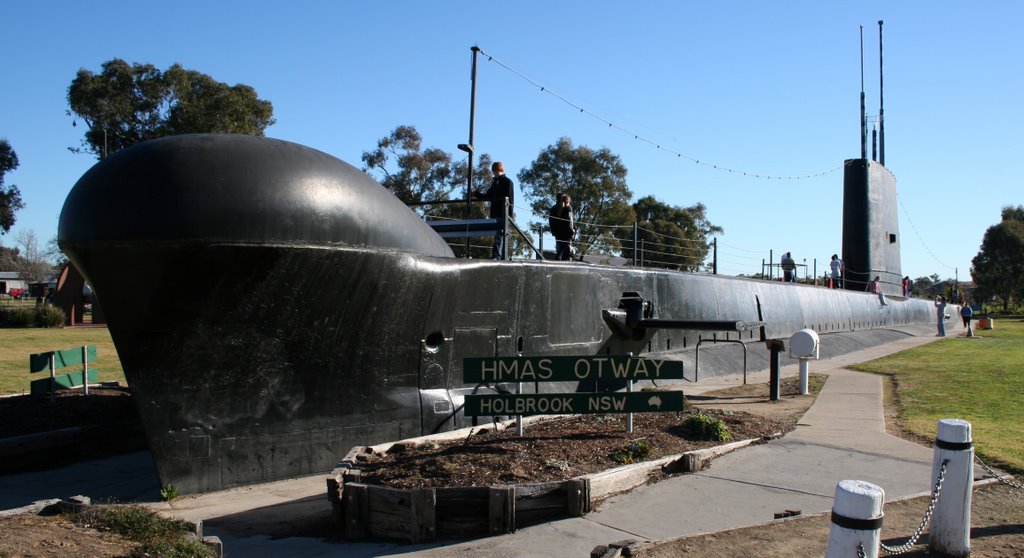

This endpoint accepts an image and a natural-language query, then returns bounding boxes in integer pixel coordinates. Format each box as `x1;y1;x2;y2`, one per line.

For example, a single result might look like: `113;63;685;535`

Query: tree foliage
362;125;501;258
362;125;468;207
910;274;941;297
616;196;722;271
971;206;1024;311
518;138;634;256
67;59;275;159
0;139;24;235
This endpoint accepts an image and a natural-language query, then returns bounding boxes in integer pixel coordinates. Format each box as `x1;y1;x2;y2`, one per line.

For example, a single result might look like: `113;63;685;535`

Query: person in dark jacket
473;161;514;259
548;193;575;261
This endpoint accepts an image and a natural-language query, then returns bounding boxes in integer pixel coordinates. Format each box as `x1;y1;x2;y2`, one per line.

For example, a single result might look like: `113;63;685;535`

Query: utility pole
458;46;481;256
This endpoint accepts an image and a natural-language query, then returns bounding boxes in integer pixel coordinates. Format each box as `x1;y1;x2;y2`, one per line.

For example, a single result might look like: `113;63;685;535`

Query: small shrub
160;484;179;502
33;304;66;328
0;305;35;327
545;458;570;472
610;439;651;464
74;504;215;558
681;413;733;442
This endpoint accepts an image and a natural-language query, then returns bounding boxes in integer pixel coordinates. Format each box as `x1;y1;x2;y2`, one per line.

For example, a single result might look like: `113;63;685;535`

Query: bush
610;439;651;464
33;304;66;328
0;305;35;327
0;302;65;328
681;413;733;442
75;504;215;558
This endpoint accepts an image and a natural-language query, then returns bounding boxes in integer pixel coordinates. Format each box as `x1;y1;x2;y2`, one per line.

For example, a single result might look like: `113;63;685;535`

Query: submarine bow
59;134;457;493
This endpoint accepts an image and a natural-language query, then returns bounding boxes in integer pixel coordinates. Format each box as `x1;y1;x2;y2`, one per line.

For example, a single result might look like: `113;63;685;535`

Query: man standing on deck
473;161;515;260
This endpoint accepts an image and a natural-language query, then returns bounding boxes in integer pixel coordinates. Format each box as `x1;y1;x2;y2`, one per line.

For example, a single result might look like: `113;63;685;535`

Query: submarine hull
59;135;943;494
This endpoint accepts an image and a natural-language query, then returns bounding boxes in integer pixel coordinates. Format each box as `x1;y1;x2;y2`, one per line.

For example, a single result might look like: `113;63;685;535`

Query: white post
516;381;523;436
516;350;524;436
798;358;809;395
81;346;89;396
626;352;634;433
626;380;634;433
825;480;884;558
48;352;56;403
929;418;973;557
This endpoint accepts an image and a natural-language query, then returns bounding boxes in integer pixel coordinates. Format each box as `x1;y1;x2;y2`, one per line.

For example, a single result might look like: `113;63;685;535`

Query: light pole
461;46;480;257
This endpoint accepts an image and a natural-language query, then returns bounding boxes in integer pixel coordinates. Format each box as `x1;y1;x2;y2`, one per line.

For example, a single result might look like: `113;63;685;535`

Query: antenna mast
860;26;867;160
878;20;885;166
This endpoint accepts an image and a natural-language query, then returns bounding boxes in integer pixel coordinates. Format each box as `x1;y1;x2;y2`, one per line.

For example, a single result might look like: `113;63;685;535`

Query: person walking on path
960;300;973;328
473;161;515;260
901;276;911;296
548;193;575;261
935;295;948;336
829;254;842;288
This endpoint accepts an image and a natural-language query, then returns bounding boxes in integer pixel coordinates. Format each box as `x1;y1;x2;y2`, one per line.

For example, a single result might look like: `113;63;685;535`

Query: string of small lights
476;47;847;181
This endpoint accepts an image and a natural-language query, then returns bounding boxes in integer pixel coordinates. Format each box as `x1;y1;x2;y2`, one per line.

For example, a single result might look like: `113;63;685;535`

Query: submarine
58;133;947;494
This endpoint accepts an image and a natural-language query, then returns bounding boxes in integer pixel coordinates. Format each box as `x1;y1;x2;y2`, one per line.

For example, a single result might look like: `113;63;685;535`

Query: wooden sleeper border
326;420;761;543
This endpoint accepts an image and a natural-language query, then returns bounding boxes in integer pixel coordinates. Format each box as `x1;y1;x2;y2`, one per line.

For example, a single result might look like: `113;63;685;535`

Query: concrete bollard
929;418;973;557
789;329;818;396
825;480;884;558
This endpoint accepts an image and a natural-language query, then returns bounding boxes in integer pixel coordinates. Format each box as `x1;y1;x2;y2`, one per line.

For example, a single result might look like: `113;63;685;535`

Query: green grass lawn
852;318;1024;474
0;327;125;395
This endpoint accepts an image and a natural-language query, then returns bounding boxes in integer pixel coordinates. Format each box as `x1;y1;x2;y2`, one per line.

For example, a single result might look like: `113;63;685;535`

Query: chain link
975;454;1024;490
877;459;948;555
857;542;866;558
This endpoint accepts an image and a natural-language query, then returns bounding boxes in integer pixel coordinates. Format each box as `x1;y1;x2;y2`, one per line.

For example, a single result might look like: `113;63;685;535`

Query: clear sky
2;1;1020;282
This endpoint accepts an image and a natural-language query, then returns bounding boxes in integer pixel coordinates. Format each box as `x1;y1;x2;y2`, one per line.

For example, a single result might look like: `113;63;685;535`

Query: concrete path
0;330;959;557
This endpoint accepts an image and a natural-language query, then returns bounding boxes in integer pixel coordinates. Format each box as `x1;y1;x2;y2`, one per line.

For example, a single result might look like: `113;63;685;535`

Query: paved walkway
0;329;959;557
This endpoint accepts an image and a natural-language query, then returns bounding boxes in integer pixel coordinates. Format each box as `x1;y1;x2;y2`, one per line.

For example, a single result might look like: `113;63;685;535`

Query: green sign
463;356;684;383
464;391;684;416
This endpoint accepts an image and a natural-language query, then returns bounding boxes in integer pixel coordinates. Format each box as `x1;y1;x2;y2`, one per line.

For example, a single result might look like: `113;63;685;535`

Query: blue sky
2;1;1020;282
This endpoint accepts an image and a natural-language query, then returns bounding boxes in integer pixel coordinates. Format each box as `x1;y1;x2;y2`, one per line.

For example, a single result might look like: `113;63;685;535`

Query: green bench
29;345;99;396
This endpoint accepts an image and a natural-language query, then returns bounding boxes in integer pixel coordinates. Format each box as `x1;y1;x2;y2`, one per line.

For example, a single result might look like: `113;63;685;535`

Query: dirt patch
0;513;135;558
356;407;791;489
350;377;820;490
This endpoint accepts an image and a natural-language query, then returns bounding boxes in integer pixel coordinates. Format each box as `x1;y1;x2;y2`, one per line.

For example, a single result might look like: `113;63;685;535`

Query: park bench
29;345;99;396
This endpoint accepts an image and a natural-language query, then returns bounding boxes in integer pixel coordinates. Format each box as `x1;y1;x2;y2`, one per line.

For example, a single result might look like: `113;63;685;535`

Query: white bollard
929;418;973;557
825;480;884;558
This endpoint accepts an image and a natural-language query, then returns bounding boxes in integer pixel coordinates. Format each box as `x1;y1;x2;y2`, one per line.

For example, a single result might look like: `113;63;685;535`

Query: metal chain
878;459;949;555
857;542;866;558
975;454;1024;490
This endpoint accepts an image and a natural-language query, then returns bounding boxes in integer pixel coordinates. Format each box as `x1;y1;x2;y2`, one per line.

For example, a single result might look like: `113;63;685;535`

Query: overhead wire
476;47;846;181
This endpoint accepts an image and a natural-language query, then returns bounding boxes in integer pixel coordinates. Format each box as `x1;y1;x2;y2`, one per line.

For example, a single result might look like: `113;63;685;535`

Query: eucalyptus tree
518;137;634;257
67;58;275;159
